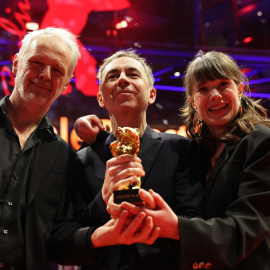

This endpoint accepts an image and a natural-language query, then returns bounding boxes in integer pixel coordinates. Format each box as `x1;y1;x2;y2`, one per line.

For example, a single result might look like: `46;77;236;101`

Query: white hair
18;27;81;74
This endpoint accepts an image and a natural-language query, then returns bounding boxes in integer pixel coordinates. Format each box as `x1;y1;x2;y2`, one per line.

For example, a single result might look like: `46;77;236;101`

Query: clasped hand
102;154;146;205
107;189;180;240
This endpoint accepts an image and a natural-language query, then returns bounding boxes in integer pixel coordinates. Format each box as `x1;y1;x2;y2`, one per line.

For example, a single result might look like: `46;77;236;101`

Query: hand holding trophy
110;127;143;204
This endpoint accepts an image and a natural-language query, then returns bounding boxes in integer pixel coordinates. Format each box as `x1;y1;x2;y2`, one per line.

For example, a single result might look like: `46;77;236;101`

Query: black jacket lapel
203;144;236;208
139;126;163;186
27;139;59;207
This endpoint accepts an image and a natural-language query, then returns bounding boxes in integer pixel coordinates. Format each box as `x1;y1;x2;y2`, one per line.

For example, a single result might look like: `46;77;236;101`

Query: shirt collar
37;115;57;140
0;95;9;117
105;132;116;146
0;95;57;140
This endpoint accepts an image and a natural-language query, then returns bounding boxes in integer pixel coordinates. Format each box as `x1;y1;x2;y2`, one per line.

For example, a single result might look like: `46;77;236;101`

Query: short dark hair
97;49;154;91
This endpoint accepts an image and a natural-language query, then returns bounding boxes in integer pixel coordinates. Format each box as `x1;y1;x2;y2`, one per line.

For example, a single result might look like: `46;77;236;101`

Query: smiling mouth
208;104;228;111
31;81;51;91
114;90;135;97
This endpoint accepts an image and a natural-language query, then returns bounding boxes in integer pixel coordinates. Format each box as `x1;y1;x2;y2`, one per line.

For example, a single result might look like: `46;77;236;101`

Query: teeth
210;104;226;111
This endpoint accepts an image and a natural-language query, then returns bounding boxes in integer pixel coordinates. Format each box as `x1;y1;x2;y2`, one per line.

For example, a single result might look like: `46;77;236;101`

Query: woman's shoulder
241;125;270;147
248;125;270;138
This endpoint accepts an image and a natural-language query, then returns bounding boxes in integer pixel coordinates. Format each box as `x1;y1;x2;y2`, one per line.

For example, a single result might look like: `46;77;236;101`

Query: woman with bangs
119;51;270;269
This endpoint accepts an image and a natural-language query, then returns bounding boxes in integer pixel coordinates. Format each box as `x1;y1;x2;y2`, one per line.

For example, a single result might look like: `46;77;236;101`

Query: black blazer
74;126;204;270
178;125;270;270
42;135;105;268
0;125;100;270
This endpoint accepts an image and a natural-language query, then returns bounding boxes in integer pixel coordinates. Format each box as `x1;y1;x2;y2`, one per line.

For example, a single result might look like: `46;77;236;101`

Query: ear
61;76;72;92
12;54;19;75
63;77;72;91
188;96;197;111
238;82;244;98
97;91;105;108
148;87;156;105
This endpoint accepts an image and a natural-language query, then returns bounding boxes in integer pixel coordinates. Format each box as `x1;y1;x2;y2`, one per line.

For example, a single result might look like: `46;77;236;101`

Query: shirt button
3;229;8;235
13;173;18;180
7;201;13;206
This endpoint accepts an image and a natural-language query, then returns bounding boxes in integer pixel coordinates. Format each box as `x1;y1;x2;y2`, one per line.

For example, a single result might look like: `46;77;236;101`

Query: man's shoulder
76;142;107;167
145;128;195;153
77;130;110;152
76;144;89;156
154;129;191;143
54;133;70;145
76;142;99;159
48;133;75;154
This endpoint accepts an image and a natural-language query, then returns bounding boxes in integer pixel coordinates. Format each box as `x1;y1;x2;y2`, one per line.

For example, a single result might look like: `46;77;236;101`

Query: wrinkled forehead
35;35;70;52
103;57;146;76
23;35;72;70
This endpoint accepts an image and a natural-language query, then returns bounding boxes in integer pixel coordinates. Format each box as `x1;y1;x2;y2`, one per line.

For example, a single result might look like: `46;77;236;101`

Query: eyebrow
105;67;142;78
196;78;230;87
29;55;66;71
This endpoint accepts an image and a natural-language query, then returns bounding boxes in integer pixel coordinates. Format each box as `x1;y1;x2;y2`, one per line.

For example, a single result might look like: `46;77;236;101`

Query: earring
238;97;243;116
193;111;203;136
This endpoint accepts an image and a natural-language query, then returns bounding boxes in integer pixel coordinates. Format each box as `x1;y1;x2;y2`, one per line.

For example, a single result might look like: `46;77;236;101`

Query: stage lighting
115;20;128;29
26;22;39;31
243;36;253;43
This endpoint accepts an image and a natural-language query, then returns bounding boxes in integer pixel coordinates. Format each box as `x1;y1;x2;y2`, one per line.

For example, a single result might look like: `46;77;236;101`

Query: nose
39;65;51;81
209;88;222;101
117;72;130;87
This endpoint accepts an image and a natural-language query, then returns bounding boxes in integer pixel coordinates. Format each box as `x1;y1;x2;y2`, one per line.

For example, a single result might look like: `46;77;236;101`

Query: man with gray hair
0;26;86;270
74;49;204;269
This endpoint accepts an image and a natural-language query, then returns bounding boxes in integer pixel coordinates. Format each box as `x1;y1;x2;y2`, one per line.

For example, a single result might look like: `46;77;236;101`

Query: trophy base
114;189;143;205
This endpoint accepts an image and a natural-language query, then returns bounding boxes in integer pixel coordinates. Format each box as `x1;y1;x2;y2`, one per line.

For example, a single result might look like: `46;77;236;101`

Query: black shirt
0;96;57;270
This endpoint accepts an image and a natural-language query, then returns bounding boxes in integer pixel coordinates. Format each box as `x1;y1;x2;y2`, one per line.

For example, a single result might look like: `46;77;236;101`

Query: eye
31;60;42;66
220;81;229;87
107;74;118;80
129;72;139;78
197;87;207;93
52;68;63;76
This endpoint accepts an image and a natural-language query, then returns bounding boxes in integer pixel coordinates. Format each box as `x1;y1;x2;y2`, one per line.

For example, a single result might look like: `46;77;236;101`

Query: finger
106;194;114;216
114;154;142;164
111;165;145;179
121;212;146;238
107;195;122;217
113;210;129;233
74;116;101;144
122;217;134;228
121;201;141;215
136;216;154;239
87;126;101;142
88;115;105;130
105;218;116;227
79;117;93;132
132;216;159;244
149;190;167;209
106;157;144;180
139;189;156;209
74;117;91;137
106;156;143;173
145;227;160;245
